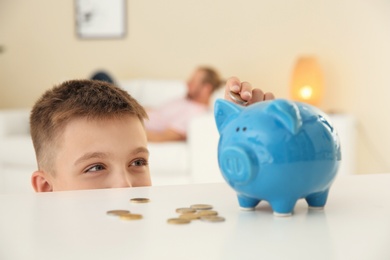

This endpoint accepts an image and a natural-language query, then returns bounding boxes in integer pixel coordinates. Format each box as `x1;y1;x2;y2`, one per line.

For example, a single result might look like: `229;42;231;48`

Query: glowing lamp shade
290;56;324;106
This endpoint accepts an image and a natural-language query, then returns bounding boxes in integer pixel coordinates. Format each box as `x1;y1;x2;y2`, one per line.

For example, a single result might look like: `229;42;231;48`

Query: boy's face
34;115;151;191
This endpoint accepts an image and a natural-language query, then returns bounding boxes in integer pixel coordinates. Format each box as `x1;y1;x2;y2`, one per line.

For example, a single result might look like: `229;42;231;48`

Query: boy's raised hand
224;77;275;106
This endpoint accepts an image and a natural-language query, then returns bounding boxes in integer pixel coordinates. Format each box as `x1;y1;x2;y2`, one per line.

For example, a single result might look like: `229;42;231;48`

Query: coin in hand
229;91;248;105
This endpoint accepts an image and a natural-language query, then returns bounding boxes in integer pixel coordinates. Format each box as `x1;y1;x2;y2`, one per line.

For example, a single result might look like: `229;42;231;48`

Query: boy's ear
31;171;53;192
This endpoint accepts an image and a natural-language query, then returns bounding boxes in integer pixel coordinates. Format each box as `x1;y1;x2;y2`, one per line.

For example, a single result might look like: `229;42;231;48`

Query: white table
0;173;389;260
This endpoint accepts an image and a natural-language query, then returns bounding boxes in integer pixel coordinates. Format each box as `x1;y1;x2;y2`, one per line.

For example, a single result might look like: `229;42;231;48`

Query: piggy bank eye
236;127;247;132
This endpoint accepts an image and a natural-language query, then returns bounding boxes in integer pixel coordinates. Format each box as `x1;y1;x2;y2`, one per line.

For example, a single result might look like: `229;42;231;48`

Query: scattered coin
119;213;143;221
200;216;226;222
229;91;248;105
106;210;130;216
167;218;191;225
179;213;200;220
190;204;213;210
130;198;150;204
176;207;197;214
197;210;218;217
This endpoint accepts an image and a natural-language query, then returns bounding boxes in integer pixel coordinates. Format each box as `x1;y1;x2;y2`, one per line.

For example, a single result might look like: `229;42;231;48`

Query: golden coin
119;213;143;220
130;198;150;204
179;213;200;220
176;207;197;214
167;218;191;225
200;216;225;222
106;210;130;216
190;204;213;210
197;210;218;217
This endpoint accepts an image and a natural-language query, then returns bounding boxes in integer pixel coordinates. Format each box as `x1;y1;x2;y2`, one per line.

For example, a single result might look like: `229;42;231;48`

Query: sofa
0;79;356;194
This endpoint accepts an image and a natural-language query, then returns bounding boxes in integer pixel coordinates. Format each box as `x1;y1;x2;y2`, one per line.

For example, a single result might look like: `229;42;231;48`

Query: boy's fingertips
230;85;240;92
243;91;252;100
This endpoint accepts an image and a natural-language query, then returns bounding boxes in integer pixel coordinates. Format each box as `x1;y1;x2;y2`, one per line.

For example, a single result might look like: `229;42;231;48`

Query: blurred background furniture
0;79;355;194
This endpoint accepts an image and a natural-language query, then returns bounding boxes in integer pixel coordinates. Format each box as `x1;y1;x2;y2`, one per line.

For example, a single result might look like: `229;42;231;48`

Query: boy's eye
130;159;148;167
85;164;106;173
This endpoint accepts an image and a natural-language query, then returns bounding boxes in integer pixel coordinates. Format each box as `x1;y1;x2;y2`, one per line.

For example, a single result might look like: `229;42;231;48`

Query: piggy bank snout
220;147;256;185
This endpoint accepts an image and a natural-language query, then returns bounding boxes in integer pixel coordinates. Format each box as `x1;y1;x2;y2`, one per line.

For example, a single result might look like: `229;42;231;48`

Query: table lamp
290;56;324;106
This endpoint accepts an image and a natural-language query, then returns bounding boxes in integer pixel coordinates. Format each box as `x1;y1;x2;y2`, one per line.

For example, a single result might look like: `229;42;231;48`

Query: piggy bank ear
214;99;243;133
265;99;302;135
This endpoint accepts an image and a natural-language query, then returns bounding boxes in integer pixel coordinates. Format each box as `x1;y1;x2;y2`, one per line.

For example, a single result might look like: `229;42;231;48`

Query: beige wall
1;0;390;174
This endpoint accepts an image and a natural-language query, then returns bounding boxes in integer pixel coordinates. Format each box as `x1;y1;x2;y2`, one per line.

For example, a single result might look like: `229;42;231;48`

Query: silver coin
229;91;248;105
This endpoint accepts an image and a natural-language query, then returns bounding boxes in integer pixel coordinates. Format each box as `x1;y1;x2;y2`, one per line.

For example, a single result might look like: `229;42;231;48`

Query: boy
30;77;274;192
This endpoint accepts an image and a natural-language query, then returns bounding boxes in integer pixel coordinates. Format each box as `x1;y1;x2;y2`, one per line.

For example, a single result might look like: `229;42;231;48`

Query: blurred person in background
145;66;223;142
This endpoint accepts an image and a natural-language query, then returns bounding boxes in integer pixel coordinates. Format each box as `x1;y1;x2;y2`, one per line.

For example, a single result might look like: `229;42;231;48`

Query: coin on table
167;218;191;225
190;204;213;210
179;213;200;220
197;210;218;217
229;91;248;105
106;210;130;216
176;207;197;214
200;216;225;222
119;213;143;220
130;198;150;204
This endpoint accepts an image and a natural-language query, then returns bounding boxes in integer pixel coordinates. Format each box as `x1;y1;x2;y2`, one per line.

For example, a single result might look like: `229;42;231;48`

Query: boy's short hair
30;79;148;173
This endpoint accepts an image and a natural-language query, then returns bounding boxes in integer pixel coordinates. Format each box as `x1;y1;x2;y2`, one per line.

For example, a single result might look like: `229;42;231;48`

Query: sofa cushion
0;136;36;167
119;80;186;108
0;109;30;137
0;166;35;194
147;142;188;173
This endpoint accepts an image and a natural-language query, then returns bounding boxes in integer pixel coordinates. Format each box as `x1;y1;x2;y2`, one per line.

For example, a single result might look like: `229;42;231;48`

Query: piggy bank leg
269;199;298;217
305;189;329;209
237;194;260;211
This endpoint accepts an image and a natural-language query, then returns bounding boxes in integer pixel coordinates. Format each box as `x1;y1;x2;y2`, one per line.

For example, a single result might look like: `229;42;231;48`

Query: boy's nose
109;171;132;188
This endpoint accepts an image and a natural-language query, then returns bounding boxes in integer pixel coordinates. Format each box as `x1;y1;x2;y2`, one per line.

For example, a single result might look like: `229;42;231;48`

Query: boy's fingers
224;77;241;100
264;92;275;101
248;88;264;105
224;76;275;105
240;82;252;101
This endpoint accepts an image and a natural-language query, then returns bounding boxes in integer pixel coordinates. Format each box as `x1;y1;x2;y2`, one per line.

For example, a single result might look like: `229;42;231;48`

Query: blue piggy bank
214;99;341;216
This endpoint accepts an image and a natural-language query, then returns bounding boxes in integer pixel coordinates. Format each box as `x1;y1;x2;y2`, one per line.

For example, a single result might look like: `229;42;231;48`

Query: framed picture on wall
75;0;126;39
